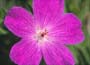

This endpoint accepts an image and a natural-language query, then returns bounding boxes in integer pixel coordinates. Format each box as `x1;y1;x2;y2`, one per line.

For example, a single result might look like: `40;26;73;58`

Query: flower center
34;28;49;43
40;30;47;38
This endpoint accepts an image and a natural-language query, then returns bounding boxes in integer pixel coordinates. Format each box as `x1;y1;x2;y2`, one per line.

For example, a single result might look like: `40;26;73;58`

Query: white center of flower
34;29;48;43
33;27;48;44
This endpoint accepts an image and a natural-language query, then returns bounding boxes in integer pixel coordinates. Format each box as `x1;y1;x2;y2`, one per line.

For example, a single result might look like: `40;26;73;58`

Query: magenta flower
4;0;84;65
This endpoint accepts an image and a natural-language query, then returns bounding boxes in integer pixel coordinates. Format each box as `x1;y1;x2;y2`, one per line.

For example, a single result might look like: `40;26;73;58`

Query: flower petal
49;13;84;44
42;43;75;65
10;39;42;65
33;0;64;27
4;6;34;37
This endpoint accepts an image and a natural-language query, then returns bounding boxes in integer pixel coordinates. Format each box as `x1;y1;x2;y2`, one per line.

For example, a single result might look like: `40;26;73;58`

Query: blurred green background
0;0;90;65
